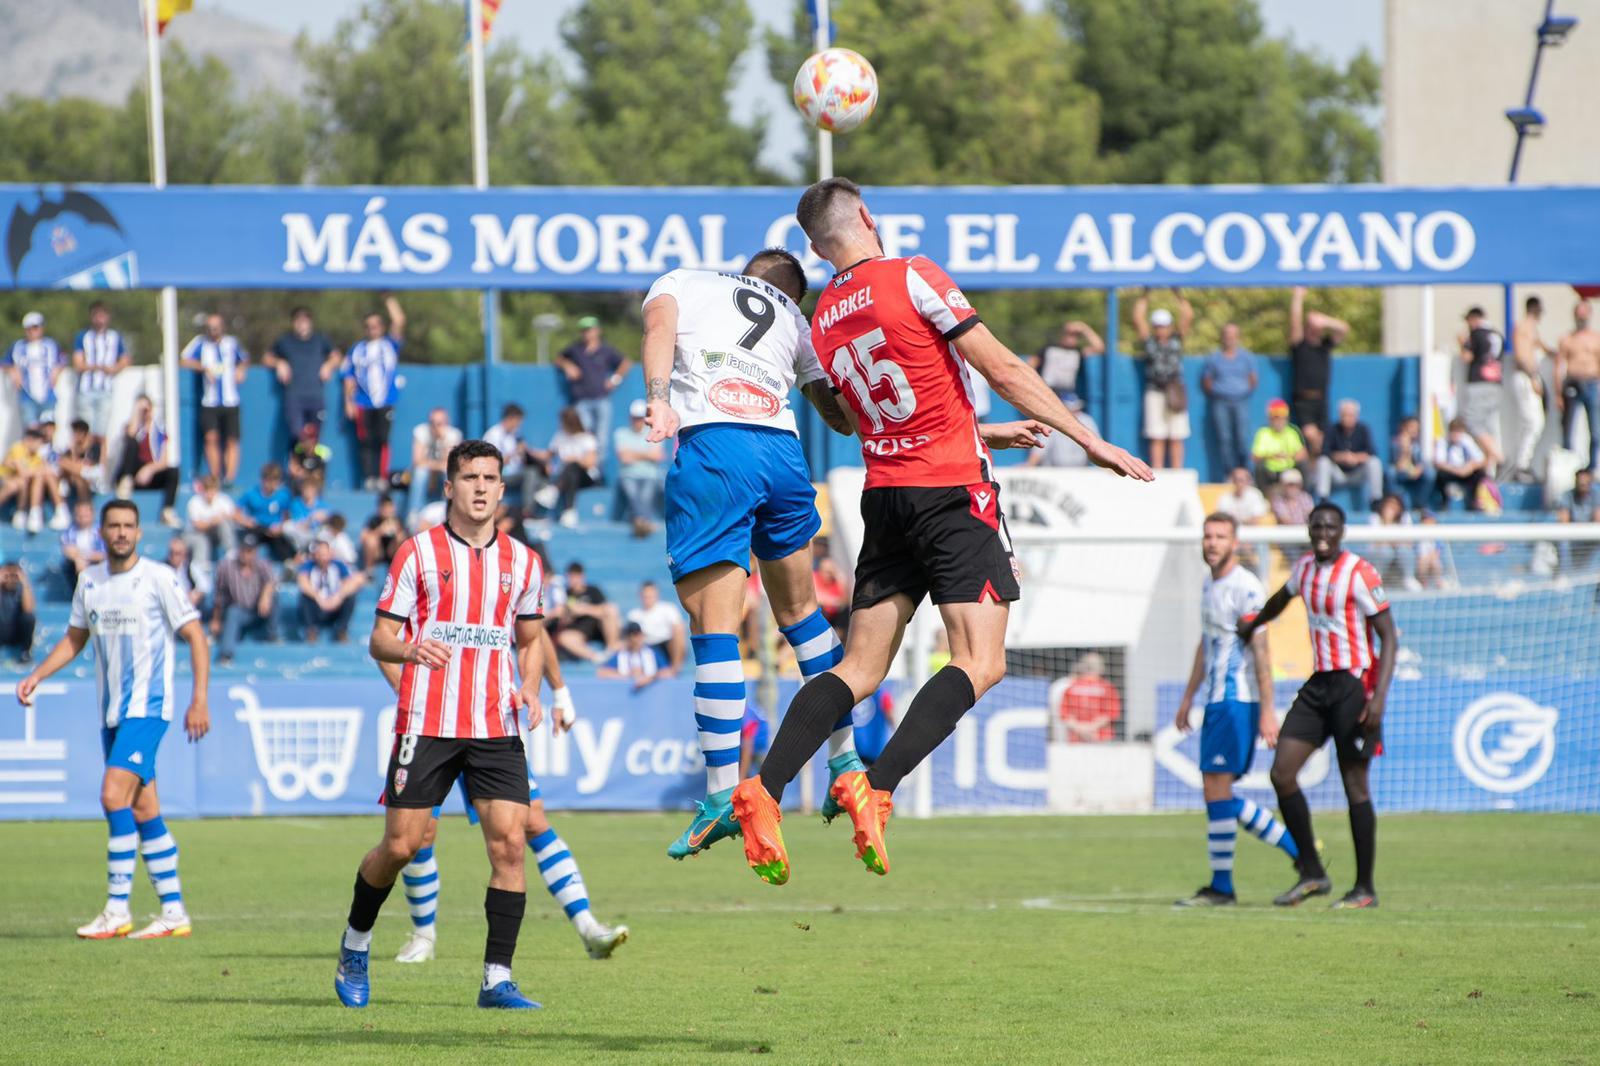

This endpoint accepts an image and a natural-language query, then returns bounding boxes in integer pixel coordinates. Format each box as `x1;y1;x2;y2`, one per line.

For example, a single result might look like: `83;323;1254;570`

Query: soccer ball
793;48;879;134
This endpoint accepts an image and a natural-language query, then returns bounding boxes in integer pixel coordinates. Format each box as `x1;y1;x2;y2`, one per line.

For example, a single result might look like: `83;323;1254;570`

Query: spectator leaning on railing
558;315;631;460
1555;468;1599;573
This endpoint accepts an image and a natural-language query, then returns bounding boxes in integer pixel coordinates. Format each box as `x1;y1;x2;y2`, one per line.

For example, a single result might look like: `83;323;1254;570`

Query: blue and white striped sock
530;828;599;936
1207;798;1240;895
136;815;185;919
106;808;137;915
402;845;439;933
692;633;745;794
1237;797;1301;859
780;610;850;758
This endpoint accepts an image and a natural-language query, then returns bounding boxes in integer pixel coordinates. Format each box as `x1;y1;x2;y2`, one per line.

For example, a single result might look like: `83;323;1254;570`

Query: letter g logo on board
1452;693;1559;794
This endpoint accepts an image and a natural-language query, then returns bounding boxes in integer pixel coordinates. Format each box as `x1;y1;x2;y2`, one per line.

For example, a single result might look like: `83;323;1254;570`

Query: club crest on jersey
945;288;971;310
702;350;727;369
1372;585;1388;605
500;573;513;594
380;573;394;601
393;768;408;795
708;378;781;420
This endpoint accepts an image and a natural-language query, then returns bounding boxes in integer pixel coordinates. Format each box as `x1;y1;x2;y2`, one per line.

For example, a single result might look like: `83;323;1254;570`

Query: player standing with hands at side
1238;502;1396;909
17;500;210;940
1172;513;1300;907
334;440;551;1010
732;177;1152;885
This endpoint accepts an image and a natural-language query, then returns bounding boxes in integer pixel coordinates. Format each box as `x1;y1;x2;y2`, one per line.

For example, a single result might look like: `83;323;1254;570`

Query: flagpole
144;0;181;471
469;0;497;433
814;0;833;182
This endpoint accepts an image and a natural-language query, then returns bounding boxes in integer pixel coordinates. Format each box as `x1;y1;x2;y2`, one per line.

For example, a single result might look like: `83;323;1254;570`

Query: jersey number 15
830;328;916;433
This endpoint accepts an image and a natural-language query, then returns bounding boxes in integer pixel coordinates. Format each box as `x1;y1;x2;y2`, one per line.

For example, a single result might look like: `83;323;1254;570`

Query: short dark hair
89;300;107;314
291;305;312;319
100;499;139;525
1465;306;1486;319
501;402;525;420
446;439;504;479
1202;512;1238;533
70;418;89;434
1309;500;1346;524
744;247;808;303
567;561;585;575
640;579;656;590
260;461;284;481
1526;296;1543;315
795;176;863;245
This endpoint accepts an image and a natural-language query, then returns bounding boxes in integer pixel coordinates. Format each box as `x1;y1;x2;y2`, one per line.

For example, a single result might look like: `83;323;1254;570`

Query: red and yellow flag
154;0;194;36
471;0;504;43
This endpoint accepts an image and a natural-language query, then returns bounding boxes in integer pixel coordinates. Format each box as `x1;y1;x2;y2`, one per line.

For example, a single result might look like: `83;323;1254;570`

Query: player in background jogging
17;500;211;940
732;177;1151;885
1172;513;1299;907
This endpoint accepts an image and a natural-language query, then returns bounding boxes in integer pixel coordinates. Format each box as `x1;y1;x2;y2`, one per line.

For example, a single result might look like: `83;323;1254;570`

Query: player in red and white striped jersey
335;439;548;1011
1239;502;1397;911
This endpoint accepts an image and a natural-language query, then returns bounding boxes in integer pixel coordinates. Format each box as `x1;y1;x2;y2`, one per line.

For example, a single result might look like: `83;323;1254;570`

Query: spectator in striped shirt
72;302;130;442
342;296;406;492
598;622;668;688
211;534;279;666
180;313;248;486
6;311;65;428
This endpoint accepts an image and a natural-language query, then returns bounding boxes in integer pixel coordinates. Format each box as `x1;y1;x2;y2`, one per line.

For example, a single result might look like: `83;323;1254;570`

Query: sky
207;0;1385;176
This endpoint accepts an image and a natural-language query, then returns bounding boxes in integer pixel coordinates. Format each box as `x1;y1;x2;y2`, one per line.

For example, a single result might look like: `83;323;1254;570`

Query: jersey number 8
830;328;916;433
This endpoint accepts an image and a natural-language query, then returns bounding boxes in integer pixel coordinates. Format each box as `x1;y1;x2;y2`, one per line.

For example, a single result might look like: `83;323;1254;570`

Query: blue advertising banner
4;183;1597;292
1153;677;1599;813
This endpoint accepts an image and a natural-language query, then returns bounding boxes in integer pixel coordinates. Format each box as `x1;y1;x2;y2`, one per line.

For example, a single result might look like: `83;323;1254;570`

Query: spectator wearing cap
264;306;343;443
558;316;631;459
1026;396;1100;468
1250;398;1309;491
1031;319;1105;406
288;421;333;490
1387;415;1435;512
295;537;364;643
72;302;130;443
0;557;36;663
1133;288;1194;470
1458;306;1507;475
1200;322;1259;477
6;311;65;428
1270;468;1315;526
613;399;665;536
212;534;278;665
180;312;249;486
1287;286;1351;456
598;622;668;688
1434;416;1488;510
58;498;105;594
1314;399;1383;513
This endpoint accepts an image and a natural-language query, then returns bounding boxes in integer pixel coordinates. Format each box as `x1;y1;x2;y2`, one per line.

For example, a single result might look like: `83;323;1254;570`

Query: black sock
867;666;976;795
758;672;855;803
484;887;526;968
1348;799;1376;891
346;872;393;933
1276;788;1324;879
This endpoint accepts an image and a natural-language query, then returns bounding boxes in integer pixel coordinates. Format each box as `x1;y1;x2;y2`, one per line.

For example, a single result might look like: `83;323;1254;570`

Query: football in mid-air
793;48;879;134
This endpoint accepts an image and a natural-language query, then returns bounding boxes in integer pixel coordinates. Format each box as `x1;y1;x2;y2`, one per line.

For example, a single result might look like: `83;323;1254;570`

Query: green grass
3;812;1597;1065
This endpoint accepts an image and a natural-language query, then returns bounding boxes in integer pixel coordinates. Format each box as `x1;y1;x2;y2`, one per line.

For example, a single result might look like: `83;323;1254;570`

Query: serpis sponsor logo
708;378;782;420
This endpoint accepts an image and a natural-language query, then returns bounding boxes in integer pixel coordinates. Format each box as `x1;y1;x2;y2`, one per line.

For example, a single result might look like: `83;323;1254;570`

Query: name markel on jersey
816;286;873;331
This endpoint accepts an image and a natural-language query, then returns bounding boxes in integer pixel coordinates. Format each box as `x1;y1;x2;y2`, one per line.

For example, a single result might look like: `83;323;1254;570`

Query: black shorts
199;405;241;441
1282;670;1383;763
852;482;1021;611
383;734;530;809
1291;394;1327;434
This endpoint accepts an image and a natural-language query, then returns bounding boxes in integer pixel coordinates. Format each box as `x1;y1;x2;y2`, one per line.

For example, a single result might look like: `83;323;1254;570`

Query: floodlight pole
815;0;833;182
469;0;496;435
144;0;181;470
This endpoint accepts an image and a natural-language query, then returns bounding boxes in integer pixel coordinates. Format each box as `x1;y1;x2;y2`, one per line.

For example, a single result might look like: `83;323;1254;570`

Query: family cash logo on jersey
1453;693;1560;795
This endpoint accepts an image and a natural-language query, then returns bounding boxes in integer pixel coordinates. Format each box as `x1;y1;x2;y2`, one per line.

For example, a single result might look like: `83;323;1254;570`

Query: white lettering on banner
538;213;599;275
399;213;449;273
946;214;1040;272
348;197;404;273
1358;211;1414;270
1108;213;1154;271
1054;213;1110;272
282;212;351;273
1414;211;1475;270
984;709;1050;791
527;716;705;795
1453;693;1559;795
597;214;651;273
1150;212;1206;272
472;214;538;273
877;214;925;257
1261;212;1318;269
1203;212;1267;274
1305;212;1361;271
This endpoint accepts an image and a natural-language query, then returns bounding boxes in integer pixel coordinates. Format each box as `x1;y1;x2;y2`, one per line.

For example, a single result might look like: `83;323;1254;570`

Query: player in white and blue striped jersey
1172;512;1299;906
180;313;248;486
73;302;131;442
16;500;211;939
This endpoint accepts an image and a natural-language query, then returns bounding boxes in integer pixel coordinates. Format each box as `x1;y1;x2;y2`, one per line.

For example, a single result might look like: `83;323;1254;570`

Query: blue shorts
1199;700;1259;778
428;775;541;825
101;718;168;785
665;424;821;584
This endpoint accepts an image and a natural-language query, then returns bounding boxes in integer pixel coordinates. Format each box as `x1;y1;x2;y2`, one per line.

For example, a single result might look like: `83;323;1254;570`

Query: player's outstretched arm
954;323;1154;481
177;619;211;742
1174;641;1205;733
1361;609;1399;728
1237;586;1293;643
640;295;680;443
15;626;88;706
802;380;856;436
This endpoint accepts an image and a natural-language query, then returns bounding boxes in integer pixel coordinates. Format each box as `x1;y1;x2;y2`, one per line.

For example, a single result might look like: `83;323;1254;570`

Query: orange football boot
829;770;892;875
730;778;789;885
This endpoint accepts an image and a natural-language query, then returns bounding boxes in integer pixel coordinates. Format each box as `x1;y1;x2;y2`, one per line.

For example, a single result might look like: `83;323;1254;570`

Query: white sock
161;902;187;921
572;909;601;938
483;963;512;989
342;925;372;952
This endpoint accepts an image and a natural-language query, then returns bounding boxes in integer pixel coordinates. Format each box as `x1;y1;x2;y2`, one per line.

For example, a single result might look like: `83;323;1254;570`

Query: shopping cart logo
232;685;364;802
1453;693;1558;795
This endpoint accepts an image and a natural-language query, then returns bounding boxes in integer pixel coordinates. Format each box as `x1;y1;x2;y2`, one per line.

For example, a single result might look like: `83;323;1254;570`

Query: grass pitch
3;812;1596;1064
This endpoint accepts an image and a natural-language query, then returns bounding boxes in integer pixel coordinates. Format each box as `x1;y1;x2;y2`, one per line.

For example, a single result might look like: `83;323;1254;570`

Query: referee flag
154;0;194;36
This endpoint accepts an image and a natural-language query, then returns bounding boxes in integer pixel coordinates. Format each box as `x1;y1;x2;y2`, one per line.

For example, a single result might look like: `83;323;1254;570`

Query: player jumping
639;250;861;861
1238;502;1396;909
386;628;627;964
16;500;210;939
1172;513;1300;907
732;177;1152;884
335;440;549;1010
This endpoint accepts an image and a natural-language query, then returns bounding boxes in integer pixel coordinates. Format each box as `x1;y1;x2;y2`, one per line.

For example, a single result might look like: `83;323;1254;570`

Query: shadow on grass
246;1029;766;1053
